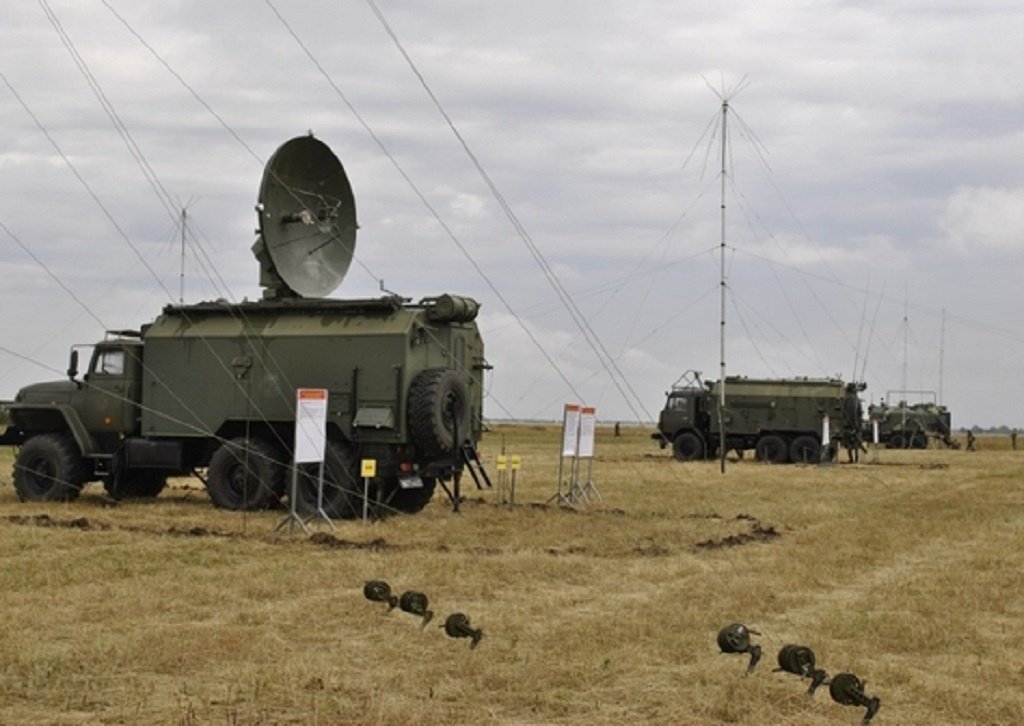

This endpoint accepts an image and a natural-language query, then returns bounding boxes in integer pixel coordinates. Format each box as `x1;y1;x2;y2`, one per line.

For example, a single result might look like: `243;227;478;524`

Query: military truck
653;371;865;463
0;135;487;516
866;394;957;449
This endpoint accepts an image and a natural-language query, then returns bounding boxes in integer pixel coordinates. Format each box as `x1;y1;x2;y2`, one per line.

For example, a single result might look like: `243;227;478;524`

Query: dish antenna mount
253;134;357;299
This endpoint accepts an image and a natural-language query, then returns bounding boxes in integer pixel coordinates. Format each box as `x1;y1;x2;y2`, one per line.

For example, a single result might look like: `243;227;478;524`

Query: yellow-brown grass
1;424;1022;724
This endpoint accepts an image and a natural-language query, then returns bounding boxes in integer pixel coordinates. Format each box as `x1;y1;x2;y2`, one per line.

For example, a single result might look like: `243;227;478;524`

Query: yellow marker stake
360;459;376;522
509;454;521;505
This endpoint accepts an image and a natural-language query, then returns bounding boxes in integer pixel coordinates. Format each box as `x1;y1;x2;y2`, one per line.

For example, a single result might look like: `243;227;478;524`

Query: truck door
80;343;143;445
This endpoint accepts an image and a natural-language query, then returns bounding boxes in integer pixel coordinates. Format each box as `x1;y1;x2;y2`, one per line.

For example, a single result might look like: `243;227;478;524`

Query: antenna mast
717;98;728;474
179;207;187;304
901;289;909;395
939;307;946;404
901;289;909;437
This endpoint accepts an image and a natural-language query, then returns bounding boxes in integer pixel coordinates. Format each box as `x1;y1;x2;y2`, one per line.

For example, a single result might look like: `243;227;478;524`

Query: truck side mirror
67;349;79;381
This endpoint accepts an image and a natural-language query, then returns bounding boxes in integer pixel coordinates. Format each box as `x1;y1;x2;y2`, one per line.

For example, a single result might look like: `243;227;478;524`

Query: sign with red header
561;403;581;456
295;388;328;463
578;406;597;458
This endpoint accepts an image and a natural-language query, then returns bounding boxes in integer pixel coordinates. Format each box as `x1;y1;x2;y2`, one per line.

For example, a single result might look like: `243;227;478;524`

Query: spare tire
408;368;471;456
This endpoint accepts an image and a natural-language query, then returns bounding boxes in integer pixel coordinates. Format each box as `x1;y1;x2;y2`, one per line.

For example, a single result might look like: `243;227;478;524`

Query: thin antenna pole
853;280;870;384
718;99;728;474
179;207;187;304
901;288;908;395
939;307;946;404
901;288;908;441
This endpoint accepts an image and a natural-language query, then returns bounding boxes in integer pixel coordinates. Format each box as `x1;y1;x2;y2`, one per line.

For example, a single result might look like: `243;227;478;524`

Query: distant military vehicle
654;371;865;463
1;135;487;516
866;393;957;449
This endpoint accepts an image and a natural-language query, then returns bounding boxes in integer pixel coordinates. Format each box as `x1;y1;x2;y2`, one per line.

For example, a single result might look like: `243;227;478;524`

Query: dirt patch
308;532;393;551
544;545;587;556
694;518;781;550
632;542;670;557
6;514;259;542
5;513;110;530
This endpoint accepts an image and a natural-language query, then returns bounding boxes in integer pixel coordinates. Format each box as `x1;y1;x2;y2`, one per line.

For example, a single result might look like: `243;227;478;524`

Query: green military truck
653;371;865;463
0;135;487;516
866;394;957;449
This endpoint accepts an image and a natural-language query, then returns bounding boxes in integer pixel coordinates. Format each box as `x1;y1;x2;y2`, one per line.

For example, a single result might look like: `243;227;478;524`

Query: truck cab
3;333;144;492
653;371;713;460
73;335;145;447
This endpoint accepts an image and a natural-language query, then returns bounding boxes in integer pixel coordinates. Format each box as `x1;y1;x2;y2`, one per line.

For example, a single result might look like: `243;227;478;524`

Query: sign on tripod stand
279;388;331;534
548;404;580;504
549;403;600;505
573;406;601;503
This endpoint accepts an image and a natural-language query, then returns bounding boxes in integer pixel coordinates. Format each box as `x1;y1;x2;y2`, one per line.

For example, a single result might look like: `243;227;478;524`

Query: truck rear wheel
13;433;89;502
293;439;361;519
911;432;928;449
755;435;789;464
387;475;437;514
672;432;705;461
409;368;471;456
789;436;820;464
207;437;284;511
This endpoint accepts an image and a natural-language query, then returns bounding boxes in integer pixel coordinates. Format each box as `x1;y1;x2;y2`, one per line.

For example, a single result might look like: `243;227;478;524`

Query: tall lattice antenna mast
718;97;728;474
700;75;748;472
901;288;909;435
179;206;187;304
939;307;946;404
901;288;909;396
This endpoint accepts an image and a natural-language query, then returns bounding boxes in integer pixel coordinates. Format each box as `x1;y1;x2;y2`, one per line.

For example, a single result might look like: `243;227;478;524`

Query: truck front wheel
13;433;89;502
672;432;705;461
207;437;284;510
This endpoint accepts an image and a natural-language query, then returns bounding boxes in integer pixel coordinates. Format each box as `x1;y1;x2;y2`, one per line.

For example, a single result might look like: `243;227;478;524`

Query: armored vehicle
866;394;956;449
653;371;865;463
1;135;487;516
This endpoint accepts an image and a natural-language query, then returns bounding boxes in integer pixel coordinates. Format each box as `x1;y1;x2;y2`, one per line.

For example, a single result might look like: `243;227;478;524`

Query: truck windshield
94;349;125;376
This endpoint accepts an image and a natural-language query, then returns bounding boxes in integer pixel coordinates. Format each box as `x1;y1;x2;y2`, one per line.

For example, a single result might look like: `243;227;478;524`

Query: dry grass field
1;425;1022;725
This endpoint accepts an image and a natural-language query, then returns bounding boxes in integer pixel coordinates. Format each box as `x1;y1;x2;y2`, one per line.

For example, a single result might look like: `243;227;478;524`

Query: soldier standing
843;430;862;463
1011;429;1018;451
966;430;976;451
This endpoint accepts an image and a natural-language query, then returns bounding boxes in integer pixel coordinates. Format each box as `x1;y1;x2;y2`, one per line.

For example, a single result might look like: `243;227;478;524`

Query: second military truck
866;394;957;449
654;371;865;463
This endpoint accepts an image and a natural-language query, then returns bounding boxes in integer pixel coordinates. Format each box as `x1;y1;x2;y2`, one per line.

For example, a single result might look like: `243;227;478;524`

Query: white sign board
561;404;581;457
295;388;328;463
578;406;597;458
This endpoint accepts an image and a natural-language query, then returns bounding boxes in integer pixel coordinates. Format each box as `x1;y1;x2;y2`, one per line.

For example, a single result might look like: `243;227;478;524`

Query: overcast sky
1;0;1022;428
